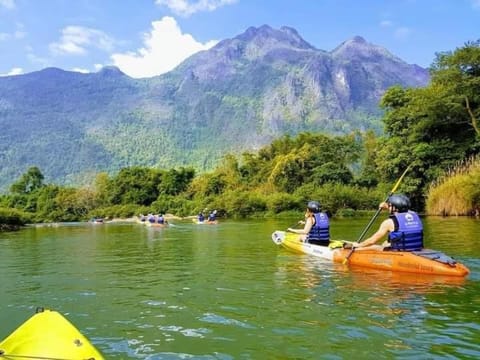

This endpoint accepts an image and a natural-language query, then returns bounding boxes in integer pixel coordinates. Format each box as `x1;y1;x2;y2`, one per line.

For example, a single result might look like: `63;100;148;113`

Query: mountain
0;25;429;191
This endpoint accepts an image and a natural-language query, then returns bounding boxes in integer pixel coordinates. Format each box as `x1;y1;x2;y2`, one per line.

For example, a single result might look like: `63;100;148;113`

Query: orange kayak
272;231;470;277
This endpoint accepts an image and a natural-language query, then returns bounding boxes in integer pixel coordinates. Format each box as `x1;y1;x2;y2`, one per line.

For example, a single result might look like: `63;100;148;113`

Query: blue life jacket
157;216;164;224
208;213;216;221
198;214;205;222
388;211;423;251
307;212;330;246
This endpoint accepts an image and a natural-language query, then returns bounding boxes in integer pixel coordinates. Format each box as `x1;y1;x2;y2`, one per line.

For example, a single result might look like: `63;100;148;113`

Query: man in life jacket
287;201;330;246
352;194;423;251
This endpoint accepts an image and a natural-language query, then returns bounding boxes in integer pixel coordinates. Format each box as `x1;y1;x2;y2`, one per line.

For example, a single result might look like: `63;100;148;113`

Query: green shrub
217;190;268;218
0;207;29;226
294;183;382;214
426;156;480;215
266;192;302;214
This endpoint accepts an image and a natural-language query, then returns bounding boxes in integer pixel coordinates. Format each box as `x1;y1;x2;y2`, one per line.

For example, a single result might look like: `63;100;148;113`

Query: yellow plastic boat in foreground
0;308;104;359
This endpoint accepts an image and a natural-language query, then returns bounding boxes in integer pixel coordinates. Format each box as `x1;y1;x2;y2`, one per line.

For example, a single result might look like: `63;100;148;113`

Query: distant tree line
1;40;479;226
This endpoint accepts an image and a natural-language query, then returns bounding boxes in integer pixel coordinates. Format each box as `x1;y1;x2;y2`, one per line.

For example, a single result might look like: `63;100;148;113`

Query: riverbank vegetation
1;41;479;226
426;155;480;216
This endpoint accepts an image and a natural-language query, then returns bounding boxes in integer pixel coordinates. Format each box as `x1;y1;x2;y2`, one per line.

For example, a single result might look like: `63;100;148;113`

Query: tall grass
426;155;480;216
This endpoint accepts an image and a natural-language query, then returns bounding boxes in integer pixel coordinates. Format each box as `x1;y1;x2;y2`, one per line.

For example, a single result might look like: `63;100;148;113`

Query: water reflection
272;252;479;358
1;219;479;359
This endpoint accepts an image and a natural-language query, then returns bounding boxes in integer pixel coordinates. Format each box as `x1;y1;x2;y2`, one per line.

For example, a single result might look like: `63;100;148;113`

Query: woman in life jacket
352;194;424;251
287;201;330;246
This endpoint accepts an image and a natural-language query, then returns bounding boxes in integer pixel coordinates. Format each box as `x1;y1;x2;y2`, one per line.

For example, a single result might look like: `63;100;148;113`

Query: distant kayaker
352;194;424;251
207;210;217;222
287;201;330;245
198;212;205;222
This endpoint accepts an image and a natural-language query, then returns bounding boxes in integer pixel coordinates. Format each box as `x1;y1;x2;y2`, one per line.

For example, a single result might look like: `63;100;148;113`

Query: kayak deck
272;231;470;277
0;308;104;359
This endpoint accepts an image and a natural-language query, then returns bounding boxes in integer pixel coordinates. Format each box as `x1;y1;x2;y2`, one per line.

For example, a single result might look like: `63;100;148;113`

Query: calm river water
1;217;479;359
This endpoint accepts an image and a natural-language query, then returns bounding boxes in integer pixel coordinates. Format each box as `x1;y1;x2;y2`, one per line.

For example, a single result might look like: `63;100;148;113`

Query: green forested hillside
0;26;429;192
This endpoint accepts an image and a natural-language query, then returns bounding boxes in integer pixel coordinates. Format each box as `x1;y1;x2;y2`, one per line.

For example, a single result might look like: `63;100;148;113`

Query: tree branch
465;96;480;136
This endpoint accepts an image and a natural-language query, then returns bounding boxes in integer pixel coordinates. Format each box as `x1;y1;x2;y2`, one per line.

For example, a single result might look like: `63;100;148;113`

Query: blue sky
0;0;479;78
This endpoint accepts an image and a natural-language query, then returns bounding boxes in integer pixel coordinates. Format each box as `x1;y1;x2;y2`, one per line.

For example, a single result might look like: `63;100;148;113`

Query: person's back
287;201;330;245
208;210;217;222
307;211;330;246
353;194;423;251
388;210;423;251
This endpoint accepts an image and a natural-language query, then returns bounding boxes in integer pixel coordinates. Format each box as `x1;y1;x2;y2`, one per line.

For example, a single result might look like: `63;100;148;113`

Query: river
1;217;479;359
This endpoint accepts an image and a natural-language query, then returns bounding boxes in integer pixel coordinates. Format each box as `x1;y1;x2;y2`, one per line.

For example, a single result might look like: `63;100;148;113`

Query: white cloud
14;23;26;39
0;67;23;76
0;0;15;9
380;20;393;28
156;0;237;16
72;67;90;73
0;24;25;41
111;16;217;78
50;26;114;56
394;27;412;40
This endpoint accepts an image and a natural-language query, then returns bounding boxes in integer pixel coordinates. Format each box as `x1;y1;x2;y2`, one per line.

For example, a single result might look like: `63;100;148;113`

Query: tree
10;167;45;194
159;167;195;196
107;167;161;205
431;40;480;136
376;41;480;208
356;130;380;187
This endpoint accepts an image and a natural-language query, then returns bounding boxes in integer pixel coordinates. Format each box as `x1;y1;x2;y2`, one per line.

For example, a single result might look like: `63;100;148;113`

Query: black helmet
387;194;410;212
307;200;321;213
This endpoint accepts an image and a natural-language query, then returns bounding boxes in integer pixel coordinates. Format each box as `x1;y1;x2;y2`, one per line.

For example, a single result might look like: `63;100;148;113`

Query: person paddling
351;194;423;251
207;210;217;222
287;201;330;246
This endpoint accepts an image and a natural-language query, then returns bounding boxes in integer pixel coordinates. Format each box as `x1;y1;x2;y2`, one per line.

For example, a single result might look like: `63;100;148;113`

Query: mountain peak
351;35;367;44
331;36;401;62
236;24;314;50
97;66;126;77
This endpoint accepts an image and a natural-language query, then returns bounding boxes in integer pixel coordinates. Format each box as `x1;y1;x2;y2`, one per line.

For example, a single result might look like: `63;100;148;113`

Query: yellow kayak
0;308;104;359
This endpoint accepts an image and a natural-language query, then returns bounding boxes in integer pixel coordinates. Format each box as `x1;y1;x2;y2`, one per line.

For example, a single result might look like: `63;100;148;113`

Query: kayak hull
146;222;168;228
272;231;469;277
192;219;218;225
0;309;104;359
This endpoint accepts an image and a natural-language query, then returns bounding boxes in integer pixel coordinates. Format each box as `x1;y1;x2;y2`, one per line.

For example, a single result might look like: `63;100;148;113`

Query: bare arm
355;219;393;248
288;217;314;234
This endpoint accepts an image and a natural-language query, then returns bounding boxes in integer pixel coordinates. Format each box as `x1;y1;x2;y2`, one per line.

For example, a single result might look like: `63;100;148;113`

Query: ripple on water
199;313;255;329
